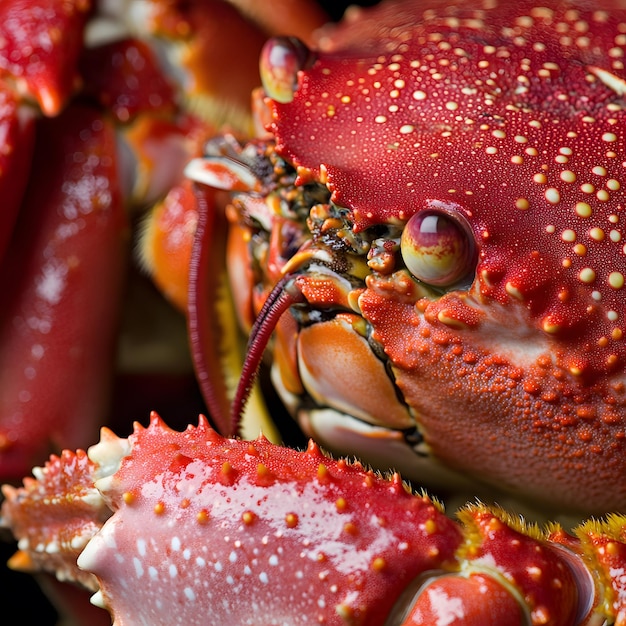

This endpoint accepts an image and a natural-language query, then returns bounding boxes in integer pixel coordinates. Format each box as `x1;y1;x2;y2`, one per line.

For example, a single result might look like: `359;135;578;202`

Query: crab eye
260;37;314;104
400;210;475;287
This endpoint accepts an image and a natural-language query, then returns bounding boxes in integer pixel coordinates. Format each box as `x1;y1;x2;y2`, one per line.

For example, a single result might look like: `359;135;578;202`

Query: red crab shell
254;0;626;514
5;412;625;626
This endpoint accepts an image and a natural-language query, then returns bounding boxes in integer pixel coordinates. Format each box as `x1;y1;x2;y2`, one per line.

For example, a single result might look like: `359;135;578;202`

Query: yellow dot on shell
561;229;576;242
413;90;427;100
560;170;576;182
335;604;354;620
592;165;608;176
607;179;621;190
515;197;530;210
285;513;299;528
589;227;605;241
612;328;623;340
533;173;547;184
242;511;257;525
343;522;358;535
543;317;562;333
609;272;625;289
424;519;438;534
399;124;414;134
257;463;271;479
579;267;596;283
154;501;166;515
196;509;210;524
511;155;524;164
506;282;525;300
180;498;190;509
375;115;387;123
371;557;387;572
573;243;587;256
602;132;618;142
580;183;595;193
575;202;592;217
335;497;348;512
122;492;135;505
317;464;329;481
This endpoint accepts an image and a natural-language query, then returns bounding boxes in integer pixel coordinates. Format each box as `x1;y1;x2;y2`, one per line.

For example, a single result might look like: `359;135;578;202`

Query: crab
2;0;626;624
186;0;626;519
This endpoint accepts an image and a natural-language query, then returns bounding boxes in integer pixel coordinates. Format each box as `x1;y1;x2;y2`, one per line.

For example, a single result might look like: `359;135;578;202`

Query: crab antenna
230;276;305;432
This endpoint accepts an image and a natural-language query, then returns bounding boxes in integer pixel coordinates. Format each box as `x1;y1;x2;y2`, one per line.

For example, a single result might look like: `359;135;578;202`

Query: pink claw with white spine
2;413;625;625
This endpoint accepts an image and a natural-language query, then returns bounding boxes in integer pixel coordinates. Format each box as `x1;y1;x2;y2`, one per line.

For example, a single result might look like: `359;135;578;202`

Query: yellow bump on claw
242;511;257;525
257;463;272;479
371;556;387;572
335;603;354;621
7;550;35;573
424;519;438;534
317;463;329;482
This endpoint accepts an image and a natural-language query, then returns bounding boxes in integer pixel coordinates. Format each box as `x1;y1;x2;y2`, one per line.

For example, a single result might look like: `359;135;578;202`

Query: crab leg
0;104;128;480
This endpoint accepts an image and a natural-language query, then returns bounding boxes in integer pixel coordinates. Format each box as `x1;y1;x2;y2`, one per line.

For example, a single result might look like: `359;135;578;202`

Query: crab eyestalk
259;36;316;104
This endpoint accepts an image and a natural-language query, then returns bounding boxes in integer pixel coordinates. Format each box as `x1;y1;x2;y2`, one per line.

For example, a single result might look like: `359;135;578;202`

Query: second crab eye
260;37;314;104
400;210;475;287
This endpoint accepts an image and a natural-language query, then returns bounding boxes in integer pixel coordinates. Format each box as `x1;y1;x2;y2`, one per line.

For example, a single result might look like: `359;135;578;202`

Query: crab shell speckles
261;0;626;513
73;413;463;625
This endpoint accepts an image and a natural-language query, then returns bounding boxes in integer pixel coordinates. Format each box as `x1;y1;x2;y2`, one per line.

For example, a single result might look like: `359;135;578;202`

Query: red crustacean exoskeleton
3;0;626;624
0;0;328;621
188;0;626;518
1;411;625;625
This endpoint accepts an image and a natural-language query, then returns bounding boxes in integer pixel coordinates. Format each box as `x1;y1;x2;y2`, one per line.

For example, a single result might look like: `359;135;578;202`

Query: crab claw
2;414;622;626
0;104;128;480
0;0;90;116
0;85;36;264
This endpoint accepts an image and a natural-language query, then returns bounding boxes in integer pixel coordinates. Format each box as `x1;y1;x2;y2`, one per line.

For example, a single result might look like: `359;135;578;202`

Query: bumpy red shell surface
76;414;463;625
269;0;626;378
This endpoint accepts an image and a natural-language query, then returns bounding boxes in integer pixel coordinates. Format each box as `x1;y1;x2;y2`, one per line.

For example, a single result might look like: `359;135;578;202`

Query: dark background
0;0;380;624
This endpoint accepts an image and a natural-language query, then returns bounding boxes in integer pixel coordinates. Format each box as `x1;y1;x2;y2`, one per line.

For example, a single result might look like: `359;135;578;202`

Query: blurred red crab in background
0;0;331;621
